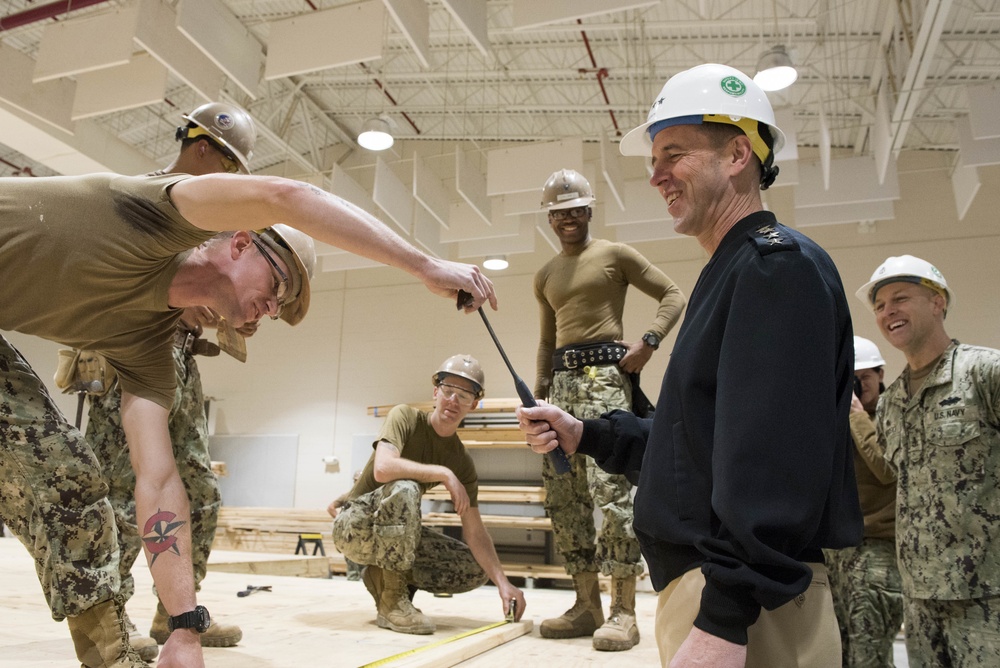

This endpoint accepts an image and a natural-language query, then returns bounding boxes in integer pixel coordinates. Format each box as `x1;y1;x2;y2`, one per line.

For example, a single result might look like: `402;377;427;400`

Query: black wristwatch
641;332;661;350
167;605;211;633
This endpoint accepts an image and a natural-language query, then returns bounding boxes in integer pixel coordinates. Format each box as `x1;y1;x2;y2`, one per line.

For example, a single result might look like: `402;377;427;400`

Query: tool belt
552;342;628;372
53;349;117;397
174;328;221;357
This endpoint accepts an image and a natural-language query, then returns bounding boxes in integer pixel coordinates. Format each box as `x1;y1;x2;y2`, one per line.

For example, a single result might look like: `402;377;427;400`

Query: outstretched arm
169;174;496;313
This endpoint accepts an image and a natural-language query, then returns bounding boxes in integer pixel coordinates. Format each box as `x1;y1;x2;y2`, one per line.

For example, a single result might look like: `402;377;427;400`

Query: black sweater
578;211;862;645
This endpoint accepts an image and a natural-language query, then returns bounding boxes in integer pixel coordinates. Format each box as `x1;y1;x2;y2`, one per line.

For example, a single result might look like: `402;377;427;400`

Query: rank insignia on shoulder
749;224;799;255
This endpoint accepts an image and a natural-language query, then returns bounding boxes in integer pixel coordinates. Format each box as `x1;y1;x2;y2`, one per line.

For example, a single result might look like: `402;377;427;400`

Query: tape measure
357;600;516;668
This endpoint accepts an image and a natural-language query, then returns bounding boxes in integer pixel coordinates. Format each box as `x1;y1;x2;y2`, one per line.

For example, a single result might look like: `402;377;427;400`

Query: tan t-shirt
533;237;686;396
0;172;214;408
350;405;479;507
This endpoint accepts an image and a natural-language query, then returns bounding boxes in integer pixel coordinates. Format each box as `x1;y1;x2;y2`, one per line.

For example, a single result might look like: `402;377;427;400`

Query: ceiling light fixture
753;45;798;91
483;255;509;271
357;116;394;151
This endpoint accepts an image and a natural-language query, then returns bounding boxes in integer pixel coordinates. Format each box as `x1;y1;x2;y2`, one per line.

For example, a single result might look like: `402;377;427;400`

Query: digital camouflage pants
86;343;219;603
825;537;904;668
904;595;1000;668
0;335;119;620
332;480;489;593
543;364;643;578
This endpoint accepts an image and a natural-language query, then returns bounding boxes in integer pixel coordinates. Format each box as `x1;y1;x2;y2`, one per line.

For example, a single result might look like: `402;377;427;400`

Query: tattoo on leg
142;509;186;565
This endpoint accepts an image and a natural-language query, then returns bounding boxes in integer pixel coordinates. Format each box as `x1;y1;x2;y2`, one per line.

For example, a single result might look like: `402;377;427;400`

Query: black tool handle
457;291;572;474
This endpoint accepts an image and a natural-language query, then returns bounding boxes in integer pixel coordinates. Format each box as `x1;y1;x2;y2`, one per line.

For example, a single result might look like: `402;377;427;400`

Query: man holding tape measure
332;355;526;635
0;158;495;667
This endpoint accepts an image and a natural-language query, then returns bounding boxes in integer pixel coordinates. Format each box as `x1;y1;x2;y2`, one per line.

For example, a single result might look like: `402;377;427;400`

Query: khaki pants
656;563;840;668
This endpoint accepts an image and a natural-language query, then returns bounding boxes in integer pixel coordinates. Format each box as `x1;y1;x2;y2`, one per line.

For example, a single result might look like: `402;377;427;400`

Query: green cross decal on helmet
721;76;747;96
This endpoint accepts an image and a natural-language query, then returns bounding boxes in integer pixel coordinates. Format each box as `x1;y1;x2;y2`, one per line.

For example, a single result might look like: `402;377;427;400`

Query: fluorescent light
483;255;508;271
357;117;394;151
754;45;798;92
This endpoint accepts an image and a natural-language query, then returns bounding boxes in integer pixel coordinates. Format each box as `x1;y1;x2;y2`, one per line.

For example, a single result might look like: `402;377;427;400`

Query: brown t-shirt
350;405;479;506
533;237;686;396
0;172;214;408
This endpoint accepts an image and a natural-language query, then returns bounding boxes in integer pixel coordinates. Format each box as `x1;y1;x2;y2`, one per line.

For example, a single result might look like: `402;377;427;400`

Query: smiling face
873;281;947;358
548;206;591;251
648;124;739;243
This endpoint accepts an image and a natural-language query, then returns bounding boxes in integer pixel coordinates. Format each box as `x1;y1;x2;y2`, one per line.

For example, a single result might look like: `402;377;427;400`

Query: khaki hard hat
257;224;316;326
178;102;257;174
541;169;595;211
855;255;952;310
853;336;886;371
432;354;485;399
619;63;785;189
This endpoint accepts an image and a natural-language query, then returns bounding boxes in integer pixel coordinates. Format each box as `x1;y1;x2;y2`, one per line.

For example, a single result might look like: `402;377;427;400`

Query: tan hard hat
432;354;485;399
178;102;257;174
541;169;595;210
257;224;316;326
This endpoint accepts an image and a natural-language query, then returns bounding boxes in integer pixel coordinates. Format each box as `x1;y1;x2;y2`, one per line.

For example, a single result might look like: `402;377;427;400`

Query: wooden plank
423;485;544;504
368;397;521;416
393;620;533;668
422;513;551;531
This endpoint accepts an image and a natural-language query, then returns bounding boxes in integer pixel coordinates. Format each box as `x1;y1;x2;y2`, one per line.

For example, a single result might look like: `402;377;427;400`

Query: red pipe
578;19;621;136
0;0;112;32
357;63;422;136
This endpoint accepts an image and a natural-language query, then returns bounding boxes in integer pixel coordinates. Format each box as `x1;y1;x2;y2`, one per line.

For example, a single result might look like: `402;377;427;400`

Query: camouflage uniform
825;411;903;667
332;480;488;593
86;338;219;602
544;364;643;578
877;341;1000;666
825;538;903;668
0;335;119;620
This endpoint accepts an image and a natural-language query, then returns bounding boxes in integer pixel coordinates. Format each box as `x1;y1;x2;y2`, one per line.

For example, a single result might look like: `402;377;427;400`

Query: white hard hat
257;224;316;326
854;336;886;371
619;63;785;188
855;255;952;309
540;169;595;210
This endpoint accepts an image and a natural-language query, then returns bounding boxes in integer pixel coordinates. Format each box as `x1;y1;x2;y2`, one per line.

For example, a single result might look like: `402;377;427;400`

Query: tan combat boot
374;569;435;635
149;601;243;647
122;611;158;662
539;571;605;639
66;598;147;668
593;576;640;651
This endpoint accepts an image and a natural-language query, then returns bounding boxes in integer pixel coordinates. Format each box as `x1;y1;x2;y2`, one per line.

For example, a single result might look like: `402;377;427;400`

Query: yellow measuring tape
357;601;516;668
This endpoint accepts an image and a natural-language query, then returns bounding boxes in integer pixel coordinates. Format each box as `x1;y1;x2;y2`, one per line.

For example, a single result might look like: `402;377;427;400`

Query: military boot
66;598;147;668
374;569;435;635
149;601;243;647
122;611;158;662
540;571;605;639
593;576;640;651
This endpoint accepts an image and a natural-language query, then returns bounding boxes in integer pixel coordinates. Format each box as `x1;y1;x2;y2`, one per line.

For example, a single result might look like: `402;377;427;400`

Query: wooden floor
0;536;662;667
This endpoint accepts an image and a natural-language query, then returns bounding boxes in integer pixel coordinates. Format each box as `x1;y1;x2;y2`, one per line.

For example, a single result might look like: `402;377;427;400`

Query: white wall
5;156;999;512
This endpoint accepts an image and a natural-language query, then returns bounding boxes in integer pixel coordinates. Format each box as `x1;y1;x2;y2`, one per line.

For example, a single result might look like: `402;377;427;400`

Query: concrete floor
0;535;911;667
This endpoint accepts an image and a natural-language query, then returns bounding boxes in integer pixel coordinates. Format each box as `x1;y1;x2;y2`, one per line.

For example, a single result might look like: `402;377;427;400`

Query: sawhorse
294;533;326;556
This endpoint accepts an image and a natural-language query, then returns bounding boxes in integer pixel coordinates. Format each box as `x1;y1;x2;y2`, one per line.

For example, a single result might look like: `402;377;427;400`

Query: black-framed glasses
251;237;290;319
548;206;590;222
437;382;476;404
